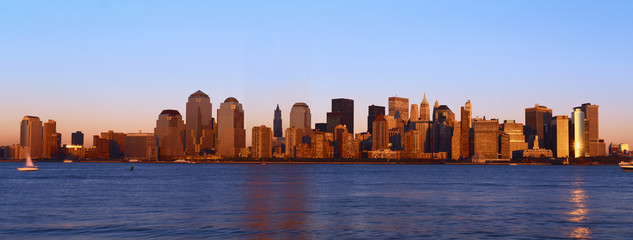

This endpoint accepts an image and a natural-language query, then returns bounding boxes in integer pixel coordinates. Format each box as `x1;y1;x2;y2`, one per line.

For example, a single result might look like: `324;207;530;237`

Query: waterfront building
460;101;472;159
404;129;423;159
273;104;282;138
186;90;214;156
433;104;455;153
549;116;569;158
124;133;158;161
451;121;461;160
101;130;126;159
571;108;586;158
419;93;430;122
525;104;552;149
389;96;409;121
43;119;60;159
154;110;185;160
86;135;110;160
501;120;528;159
500;133;511;159
20;116;43;159
367;105;385;134
334;124;354;158
252;125;272;159
217;97;246;158
285;127;303;158
472;118;499;159
310;131;334;158
578;103;603;156
523;136;553;158
65;145;86;160
408;120;431;153
71;131;84;146
372;115;389;151
290;102;311;135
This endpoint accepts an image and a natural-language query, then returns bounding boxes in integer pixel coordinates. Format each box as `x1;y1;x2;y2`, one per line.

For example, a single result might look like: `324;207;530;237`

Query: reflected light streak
568;179;591;239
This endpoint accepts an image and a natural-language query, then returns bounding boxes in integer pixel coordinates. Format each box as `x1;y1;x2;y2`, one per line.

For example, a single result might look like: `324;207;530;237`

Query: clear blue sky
1;0;632;146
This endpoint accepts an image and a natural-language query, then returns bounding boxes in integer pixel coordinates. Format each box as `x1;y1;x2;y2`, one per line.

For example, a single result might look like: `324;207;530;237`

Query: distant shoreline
1;158;627;165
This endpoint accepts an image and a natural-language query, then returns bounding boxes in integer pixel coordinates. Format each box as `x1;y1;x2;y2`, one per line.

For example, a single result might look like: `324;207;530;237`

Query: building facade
217;97;246;158
185;90;214;156
389;96;409;121
154;109;185;160
252;125;272;159
20;116;43;159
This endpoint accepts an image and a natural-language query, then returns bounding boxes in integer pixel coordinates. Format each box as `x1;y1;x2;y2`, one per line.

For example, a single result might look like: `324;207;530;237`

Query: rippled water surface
1;163;633;239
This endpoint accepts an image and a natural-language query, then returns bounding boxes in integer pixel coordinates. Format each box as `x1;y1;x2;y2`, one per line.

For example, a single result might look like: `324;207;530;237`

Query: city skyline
1;1;632;147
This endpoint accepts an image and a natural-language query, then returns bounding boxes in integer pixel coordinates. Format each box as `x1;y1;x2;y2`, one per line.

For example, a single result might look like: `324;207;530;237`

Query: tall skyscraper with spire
419;93;430;122
273;104;282;138
185;90;214;156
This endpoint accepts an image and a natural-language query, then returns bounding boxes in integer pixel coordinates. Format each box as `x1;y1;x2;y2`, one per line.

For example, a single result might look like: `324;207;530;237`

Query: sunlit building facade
389;96;409;121
154;109;185;160
20;116;43;159
186;90;214;156
217;97;246;158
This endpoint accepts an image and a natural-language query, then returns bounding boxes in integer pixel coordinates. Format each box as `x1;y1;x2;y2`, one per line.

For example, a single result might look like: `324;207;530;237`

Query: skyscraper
124;133;158;161
525;104;552;149
43;119;59;159
154;109;186;160
501;120;528;159
186;90;213;156
273;104;282;138
572;108;586;158
460;100;472;159
578;103;601;156
71;131;84;146
20;116;43;159
473;118;500;159
419;94;430;122
327;98;354;133
550;115;569;158
217;97;246;158
372;115;389;151
252;125;272;159
410;104;419;122
389;96;409;121
290;102;311;135
367;105;385;134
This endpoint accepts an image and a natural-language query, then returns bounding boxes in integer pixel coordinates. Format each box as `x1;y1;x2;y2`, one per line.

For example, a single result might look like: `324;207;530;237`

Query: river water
1;163;632;239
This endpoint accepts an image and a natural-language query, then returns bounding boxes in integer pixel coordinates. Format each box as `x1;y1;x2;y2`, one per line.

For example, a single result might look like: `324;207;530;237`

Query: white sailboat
17;154;39;171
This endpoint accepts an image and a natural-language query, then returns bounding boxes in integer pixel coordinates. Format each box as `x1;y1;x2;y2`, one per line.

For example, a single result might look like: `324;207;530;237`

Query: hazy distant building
20;116;43;159
42;119;60;159
124;133;158;161
273;104;282;138
290;102;311;135
525;105;552;149
419;94;430;122
460;100;472;159
473;118;499;159
550;115;569;158
71;131;84;146
389;96;409;121
217;97;246;158
571;108;586;158
367;105;385;134
252;125;272;159
372;115;389;151
186;90;214;156
154;109;185;160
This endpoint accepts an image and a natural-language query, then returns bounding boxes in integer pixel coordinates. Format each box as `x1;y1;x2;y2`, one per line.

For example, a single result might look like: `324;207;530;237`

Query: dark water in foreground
1;163;633;239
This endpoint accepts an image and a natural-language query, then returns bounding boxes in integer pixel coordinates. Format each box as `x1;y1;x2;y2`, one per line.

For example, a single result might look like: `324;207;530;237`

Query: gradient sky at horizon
1;0;632;147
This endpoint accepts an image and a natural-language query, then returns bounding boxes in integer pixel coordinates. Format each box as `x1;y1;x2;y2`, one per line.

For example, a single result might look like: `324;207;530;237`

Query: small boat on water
128;159;139;163
63;159;73;163
619;161;633;170
18;154;39;171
